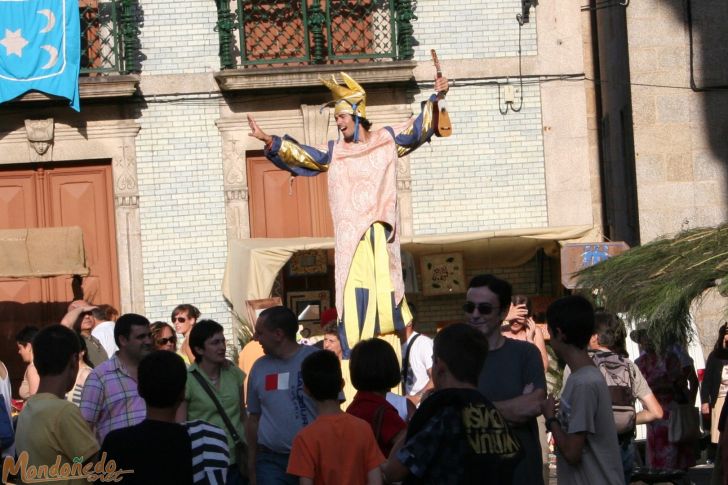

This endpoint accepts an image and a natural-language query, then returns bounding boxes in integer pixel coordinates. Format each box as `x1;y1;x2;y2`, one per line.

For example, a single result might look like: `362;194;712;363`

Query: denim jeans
255;449;297;485
620;437;635;485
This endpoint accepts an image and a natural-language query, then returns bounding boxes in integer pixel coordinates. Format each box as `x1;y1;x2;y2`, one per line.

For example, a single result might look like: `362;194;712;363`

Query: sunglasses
462;302;498;315
174;317;188;323
156;337;177;345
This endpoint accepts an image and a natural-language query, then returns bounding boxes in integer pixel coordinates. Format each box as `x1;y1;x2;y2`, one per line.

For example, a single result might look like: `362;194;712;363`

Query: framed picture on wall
286;290;330;322
420;252;466;296
289;250;328;276
244;297;282;328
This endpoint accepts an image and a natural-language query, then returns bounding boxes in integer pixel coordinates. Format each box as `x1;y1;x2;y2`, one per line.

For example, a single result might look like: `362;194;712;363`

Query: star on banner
0;29;29;58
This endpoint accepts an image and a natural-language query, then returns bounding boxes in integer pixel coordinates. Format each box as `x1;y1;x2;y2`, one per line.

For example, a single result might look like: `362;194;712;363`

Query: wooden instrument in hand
431;49;452;137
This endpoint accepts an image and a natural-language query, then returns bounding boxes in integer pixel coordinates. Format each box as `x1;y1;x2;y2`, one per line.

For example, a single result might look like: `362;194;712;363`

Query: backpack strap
190;369;243;446
401;333;422;389
372;404;387;442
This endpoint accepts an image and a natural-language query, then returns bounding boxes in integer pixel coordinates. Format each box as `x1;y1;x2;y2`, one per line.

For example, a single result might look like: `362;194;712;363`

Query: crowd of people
0;273;724;484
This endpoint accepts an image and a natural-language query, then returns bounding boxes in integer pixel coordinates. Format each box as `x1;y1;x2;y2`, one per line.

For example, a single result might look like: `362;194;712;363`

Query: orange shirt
287;413;384;484
238;340;265;404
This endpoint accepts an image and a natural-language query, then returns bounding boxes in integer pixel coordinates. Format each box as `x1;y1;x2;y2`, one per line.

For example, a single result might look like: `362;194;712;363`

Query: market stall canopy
0;226;89;278
223;225;598;324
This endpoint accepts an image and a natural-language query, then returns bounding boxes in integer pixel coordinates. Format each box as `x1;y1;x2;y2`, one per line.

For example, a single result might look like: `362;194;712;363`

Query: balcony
78;0;140;97
213;0;418;92
19;0;140;103
79;0;139;75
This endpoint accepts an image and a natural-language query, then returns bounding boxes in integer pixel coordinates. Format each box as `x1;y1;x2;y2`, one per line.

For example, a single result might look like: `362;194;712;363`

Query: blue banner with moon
0;0;81;111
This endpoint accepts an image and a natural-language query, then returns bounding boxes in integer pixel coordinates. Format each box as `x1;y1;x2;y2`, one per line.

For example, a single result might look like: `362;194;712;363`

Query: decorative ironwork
120;0;140;72
215;0;239;69
395;0;416;60
229;0;415;67
307;0;326;64
79;0;140;74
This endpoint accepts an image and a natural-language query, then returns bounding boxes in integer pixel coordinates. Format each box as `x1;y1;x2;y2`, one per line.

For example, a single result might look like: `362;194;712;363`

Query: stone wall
625;0;728;241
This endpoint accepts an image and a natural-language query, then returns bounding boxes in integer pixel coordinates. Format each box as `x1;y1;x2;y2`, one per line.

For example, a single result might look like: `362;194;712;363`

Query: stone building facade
0;0;601;357
594;0;728;352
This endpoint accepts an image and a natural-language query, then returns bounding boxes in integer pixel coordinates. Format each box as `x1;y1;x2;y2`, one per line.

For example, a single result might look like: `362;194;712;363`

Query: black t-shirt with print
399;388;522;485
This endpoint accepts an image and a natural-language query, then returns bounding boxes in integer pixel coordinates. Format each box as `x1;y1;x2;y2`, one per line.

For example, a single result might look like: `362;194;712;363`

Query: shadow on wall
667;0;728;188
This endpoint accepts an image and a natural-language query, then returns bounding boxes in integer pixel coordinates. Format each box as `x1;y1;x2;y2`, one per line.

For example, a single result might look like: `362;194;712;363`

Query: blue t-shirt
247;345;318;453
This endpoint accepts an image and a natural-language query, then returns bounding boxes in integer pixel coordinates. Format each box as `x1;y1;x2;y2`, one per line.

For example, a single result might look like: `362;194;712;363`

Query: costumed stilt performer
247;72;450;355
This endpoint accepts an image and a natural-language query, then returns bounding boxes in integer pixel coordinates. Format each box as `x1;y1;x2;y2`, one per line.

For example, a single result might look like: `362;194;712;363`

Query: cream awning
222;225;600;326
0;226;89;278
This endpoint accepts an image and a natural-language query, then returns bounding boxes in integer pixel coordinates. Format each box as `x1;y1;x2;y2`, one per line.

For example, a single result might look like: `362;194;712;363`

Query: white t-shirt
91;321;118;357
386;392;409;422
402;332;433;396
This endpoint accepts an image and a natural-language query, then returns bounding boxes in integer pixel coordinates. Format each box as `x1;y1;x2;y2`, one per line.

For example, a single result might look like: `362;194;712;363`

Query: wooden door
45;166;119;306
247;156;333;238
0;163;119;394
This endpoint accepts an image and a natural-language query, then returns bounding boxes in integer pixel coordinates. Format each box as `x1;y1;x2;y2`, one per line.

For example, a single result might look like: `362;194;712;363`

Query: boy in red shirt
287;350;384;485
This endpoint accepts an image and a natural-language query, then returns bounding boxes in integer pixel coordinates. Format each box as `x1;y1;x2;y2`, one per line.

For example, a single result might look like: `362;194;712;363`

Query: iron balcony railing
79;0;140;74
215;0;416;69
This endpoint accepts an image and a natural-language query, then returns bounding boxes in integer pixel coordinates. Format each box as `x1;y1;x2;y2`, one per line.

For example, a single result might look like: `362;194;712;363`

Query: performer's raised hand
247;114;272;145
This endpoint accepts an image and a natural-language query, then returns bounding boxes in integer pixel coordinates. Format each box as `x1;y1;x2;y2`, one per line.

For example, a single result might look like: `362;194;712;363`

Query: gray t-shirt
478;338;546;485
246;345;318;453
557;366;625;485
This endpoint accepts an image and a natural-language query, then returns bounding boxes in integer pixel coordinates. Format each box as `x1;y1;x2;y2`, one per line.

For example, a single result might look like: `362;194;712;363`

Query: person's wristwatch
545;417;560;431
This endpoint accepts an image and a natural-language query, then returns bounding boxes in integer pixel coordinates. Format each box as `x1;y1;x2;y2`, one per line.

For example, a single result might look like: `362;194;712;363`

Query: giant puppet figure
247;73;449;354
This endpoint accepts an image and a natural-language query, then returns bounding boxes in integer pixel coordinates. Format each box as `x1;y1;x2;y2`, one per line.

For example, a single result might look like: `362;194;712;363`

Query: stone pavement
547;463;714;484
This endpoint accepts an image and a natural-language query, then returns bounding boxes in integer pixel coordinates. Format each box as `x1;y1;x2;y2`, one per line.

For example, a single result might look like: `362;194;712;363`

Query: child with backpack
589;312;663;483
561;312;664;483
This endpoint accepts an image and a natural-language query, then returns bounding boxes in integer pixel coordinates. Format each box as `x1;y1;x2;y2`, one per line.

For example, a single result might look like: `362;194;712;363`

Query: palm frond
576;224;728;351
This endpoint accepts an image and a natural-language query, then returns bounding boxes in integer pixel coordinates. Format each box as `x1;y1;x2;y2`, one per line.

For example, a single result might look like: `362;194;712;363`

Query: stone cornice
214;61;417;92
14;75;139;103
0;120;141;143
216;105;413;134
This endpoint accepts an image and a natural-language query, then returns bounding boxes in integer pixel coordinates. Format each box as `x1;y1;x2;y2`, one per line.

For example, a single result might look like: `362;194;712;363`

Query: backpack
590;350;636;435
0;396;14;451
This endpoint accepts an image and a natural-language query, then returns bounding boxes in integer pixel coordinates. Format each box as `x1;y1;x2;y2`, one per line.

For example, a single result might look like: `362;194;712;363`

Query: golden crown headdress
319;72;367;119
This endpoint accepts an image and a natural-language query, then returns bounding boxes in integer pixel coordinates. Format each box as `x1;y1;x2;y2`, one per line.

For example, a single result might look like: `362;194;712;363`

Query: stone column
216;120;251;240
112;133;145;315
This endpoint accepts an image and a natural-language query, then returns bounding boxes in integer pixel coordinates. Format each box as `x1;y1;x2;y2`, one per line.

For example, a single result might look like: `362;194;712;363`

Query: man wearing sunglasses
465;274;547;485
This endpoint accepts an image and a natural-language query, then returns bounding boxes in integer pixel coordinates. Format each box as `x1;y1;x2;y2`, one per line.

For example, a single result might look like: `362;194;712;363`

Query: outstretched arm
248;114;273;146
393;76;450;157
247;114;330;176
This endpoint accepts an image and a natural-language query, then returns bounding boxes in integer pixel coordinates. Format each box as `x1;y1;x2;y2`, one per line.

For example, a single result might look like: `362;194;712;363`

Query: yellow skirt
340;222;412;354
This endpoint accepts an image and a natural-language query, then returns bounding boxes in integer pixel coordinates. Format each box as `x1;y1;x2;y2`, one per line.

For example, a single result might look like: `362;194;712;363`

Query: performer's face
335;113;356;141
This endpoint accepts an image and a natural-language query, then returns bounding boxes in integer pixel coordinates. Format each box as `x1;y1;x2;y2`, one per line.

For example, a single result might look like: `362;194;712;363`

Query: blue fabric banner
0;0;81;111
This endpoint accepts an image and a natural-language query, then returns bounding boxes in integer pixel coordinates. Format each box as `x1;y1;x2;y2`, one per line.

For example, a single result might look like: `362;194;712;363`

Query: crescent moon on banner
40;45;59;69
38;9;56;33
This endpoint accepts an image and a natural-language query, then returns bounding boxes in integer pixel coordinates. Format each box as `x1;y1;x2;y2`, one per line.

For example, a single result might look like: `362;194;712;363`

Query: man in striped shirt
80;313;152;442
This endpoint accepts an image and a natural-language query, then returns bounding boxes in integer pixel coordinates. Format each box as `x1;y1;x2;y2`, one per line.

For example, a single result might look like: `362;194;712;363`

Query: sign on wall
561;242;629;289
420;252;465;296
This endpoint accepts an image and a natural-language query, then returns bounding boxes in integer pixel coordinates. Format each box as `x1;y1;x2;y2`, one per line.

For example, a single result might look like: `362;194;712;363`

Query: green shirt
185;363;246;462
